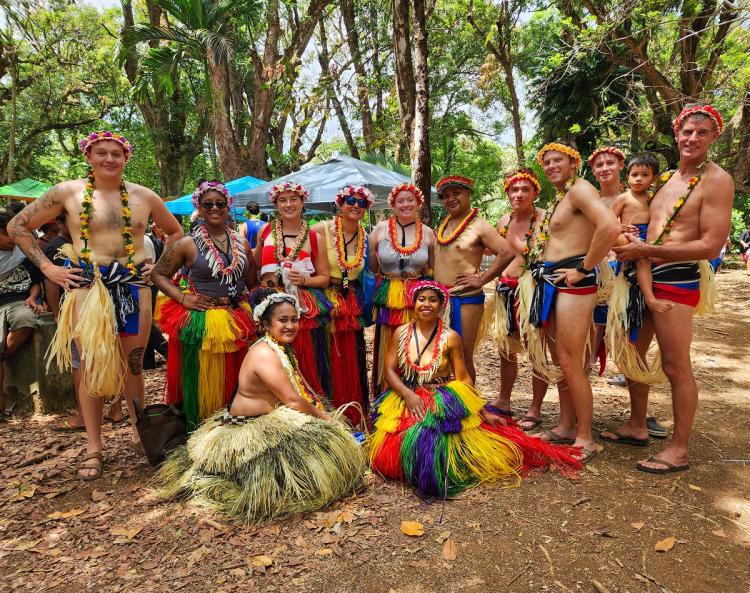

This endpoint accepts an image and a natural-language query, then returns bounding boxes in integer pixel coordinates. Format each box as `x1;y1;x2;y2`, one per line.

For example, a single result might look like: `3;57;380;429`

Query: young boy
612;152;673;313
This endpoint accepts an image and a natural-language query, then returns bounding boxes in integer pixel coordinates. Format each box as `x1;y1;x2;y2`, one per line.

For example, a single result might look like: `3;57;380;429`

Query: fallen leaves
654;536;676;552
8;483;36;502
251;555;274;567
631;522;645;530
400;521;424;537
110;525;143;543
442;538;457;561
688;484;702;492
91;489;106;502
47;509;84;520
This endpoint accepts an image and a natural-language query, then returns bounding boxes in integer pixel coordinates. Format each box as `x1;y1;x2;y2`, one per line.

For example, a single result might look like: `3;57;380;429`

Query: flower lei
648;161;707;245
537;143;582;167
194;223;246;285
80;172;136;274
672;105;723;135
499;209;540;259
333;216;365;288
273;218;309;266
252;292;301;322
388;216;424;256
526;176;577;264
79;131;132;160
261;334;323;409
436;208;479;247
398;319;448;386
503;172;541;194
388;183;425;208
192;180;231;209
336;184;375;207
587;146;626;166
269;181;309;203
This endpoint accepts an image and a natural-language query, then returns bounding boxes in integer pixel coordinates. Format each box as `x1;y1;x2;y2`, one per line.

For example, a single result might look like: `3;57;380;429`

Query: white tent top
233;155;437;211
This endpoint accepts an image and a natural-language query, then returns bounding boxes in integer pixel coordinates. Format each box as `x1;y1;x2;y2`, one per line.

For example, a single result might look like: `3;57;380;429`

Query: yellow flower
660;173;670;182
122;207;132;217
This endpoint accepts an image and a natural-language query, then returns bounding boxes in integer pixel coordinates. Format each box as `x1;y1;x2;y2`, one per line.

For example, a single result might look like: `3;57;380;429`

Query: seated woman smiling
155;289;366;524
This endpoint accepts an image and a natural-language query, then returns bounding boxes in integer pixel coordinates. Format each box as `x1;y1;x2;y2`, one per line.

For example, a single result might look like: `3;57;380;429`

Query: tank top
259;223;317;277
378;222;429;274
188;234;247;297
323;221;366;281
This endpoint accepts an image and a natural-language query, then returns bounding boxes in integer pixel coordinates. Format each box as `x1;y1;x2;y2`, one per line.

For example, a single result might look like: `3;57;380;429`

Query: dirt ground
1;267;749;593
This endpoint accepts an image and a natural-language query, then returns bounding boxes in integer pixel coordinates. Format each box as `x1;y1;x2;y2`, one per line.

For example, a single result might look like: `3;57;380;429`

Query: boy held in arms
612;153;673;314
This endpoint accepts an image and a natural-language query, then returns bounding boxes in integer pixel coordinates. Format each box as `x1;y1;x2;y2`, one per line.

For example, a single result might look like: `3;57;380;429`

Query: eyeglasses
200;200;228;210
344;196;369;208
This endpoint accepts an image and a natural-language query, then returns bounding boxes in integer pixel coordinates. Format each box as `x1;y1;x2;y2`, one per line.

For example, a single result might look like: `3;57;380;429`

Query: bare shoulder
445;327;462;349
474;216;496;236
310;220;329;235
704;162;734;194
570;178;599;201
125;181;160;202
370;219;387;237
496;213;511;231
43;179;84;204
251;341;284;367
535;206;546;218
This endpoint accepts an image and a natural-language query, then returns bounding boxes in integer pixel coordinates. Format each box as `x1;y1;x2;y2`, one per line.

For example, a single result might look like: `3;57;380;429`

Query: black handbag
134;400;188;466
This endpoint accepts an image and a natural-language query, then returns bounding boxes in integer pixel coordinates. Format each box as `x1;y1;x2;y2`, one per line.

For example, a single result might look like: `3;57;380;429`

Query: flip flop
519;416;542;432
537;430;575;445
636;456;689;475
576;446;602;464
51;419;86;432
77;451;103;481
599;429;649;447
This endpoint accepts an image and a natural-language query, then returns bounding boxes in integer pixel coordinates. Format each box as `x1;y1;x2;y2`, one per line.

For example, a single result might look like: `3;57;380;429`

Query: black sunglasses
200;200;228;210
344;196;369;208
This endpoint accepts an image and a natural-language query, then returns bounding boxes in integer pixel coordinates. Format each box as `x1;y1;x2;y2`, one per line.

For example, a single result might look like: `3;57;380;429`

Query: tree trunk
392;0;415;152
411;0;431;223
371;0;386;156
732;87;750;193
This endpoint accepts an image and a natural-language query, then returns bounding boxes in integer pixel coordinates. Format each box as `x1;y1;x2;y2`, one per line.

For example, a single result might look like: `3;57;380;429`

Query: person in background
739;226;750;276
238;201;264;249
37;219;61;253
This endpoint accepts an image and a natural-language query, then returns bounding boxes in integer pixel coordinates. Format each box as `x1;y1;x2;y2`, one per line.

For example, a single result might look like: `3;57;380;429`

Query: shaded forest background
1;0;749;230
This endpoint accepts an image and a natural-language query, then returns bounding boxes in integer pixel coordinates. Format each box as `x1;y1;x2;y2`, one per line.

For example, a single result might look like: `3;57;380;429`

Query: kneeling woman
156;290;367;524
369;281;581;498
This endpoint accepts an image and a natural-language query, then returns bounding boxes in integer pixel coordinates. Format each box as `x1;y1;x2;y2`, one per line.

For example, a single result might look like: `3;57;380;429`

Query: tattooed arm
7;183;85;287
151;237;210;311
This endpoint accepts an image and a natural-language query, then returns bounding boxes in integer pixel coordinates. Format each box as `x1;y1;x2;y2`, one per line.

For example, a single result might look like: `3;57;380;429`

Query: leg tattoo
127;347;145;375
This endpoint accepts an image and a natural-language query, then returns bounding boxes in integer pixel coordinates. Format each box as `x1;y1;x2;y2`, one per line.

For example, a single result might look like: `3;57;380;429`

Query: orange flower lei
332;216;365;288
648;161;707;245
435;208;478;247
536;142;582;167
80;172;136;274
388;216;424;256
587;146;626;166
526;176;577;264
503;172;541;194
499;210;540;259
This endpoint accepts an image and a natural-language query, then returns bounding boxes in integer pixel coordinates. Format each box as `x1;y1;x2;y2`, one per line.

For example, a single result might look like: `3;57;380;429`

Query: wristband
575;261;593;275
180;293;186;305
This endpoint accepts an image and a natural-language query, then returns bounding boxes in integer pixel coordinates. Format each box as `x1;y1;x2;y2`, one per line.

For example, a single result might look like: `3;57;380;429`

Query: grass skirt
156;297;255;431
154;407;367;524
484;287;523;358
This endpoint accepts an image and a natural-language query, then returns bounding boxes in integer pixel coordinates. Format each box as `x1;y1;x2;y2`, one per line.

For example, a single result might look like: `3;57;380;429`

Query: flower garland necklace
648;161;707;245
194;223;246;285
333;216;365;289
80;172;136;274
436;208;479;247
526;176;577;264
273;217;309;265
398;319;448;385
498;209;540;259
388;216;424;256
261;334;323;409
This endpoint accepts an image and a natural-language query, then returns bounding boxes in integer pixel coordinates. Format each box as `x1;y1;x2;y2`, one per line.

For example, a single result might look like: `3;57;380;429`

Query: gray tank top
188;236;247;297
378;229;429;274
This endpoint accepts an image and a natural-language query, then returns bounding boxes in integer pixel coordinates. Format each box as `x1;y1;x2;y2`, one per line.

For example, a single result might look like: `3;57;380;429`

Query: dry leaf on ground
654;536;676;552
47;509;84;520
400;521;424;537
442;538;458;561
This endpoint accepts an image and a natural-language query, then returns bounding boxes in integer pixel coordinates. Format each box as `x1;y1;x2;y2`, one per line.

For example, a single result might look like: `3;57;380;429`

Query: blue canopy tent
165;176;265;217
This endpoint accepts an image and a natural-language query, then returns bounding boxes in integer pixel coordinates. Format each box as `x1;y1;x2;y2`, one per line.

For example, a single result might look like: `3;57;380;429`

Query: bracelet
180;293;186;305
301;276;306;286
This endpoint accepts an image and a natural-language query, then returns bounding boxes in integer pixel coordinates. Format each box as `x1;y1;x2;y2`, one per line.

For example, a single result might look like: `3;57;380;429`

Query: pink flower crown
192;181;231;209
269;181;310;203
388;183;425;208
407;280;451;310
672;104;723;135
335;185;375;207
79;131;133;160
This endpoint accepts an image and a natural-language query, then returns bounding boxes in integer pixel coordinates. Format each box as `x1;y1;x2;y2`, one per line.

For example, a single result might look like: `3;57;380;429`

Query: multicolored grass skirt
325;284;368;425
293;287;333;397
156;296;255;432
155;407;367;524
369;380;582;497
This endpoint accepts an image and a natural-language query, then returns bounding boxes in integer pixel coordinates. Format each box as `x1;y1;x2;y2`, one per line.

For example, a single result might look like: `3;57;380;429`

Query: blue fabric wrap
448;293;486;336
635;223;648;241
361;236;376;327
528;256;598;328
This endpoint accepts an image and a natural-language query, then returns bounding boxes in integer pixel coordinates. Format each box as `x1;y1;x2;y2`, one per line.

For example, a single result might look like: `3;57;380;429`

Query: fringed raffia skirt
294;288;333;397
155;297;255;431
325;285;368;425
154;407;367;524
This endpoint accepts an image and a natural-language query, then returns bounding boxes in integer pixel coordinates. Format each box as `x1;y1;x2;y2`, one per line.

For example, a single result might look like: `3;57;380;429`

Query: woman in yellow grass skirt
152;181;257;431
369;281;581;498
155;290;366;524
368;183;435;394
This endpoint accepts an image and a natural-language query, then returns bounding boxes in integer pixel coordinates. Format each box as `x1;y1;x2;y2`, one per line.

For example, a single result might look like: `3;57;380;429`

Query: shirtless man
610;105;733;474
8;131;183;480
432;175;514;381
522;142;620;462
485;169;548;430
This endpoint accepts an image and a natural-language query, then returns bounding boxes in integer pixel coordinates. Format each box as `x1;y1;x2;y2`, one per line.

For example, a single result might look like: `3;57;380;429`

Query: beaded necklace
398;319;448;385
194;223;246;284
80;172;136;274
333;216;365;288
262;334;323;409
526;176;577;264
436;208;478;247
648;161;706;245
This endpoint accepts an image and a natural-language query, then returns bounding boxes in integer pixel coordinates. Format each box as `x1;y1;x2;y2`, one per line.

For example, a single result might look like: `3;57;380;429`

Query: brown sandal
77;451;103;481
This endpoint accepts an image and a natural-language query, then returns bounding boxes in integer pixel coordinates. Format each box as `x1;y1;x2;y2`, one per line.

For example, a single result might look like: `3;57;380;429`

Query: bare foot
481;409;509;427
488;398;511;414
646;298;674;313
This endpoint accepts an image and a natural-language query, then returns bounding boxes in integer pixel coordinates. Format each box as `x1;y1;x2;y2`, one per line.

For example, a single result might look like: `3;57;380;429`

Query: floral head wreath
192;180;231;209
503;170;541;195
252;292;301;323
587;146;626;166
388;183;424;208
269;181;310;204
407;280;451;311
436;175;474;195
79;131;133;161
335;184;375;208
536;142;582;167
672;104;724;135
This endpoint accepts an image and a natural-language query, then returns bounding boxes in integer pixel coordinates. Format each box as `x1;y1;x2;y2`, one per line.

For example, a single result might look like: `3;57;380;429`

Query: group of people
3;103;732;523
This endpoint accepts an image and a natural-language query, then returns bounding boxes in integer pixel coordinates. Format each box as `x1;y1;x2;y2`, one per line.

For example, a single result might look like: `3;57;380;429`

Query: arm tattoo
9;185;64;268
153;243;180;277
127;347;145;375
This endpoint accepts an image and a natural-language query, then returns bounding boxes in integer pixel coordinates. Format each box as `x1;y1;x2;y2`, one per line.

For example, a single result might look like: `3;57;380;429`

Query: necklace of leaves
273;217;309;267
333;216;365;288
499;209;540;260
648;161;707;245
526;176;577;264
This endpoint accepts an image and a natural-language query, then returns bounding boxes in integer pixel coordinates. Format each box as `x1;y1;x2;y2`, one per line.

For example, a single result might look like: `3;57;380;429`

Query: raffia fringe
484;291;522;357
696;259;715;316
517;271;562;383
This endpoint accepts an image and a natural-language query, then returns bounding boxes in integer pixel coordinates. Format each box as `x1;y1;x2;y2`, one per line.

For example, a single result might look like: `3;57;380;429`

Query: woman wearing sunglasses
311;185;373;425
254;182;331;396
368;183;435;394
152;180;257;431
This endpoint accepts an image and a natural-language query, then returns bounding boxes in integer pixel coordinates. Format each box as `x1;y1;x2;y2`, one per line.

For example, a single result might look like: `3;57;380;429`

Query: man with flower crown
611;104;733;474
8;130;183;480
517;142;620;464
432;175;515;382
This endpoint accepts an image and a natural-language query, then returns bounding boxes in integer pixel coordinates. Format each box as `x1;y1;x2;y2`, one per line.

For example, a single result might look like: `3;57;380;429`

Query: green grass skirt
154;407;367;524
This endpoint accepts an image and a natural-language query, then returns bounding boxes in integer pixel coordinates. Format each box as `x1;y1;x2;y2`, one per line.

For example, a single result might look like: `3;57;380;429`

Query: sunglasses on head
200;200;228;210
344;196;369;208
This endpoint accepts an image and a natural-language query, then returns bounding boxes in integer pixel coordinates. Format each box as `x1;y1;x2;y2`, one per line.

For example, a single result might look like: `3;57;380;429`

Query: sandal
575;445;603;464
536;430;575;445
77;451;103;481
519;416;542;432
636;456;689;474
599;429;649;447
52;419;86;432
